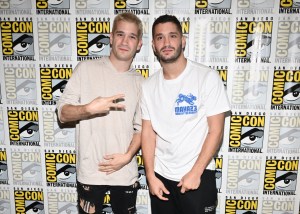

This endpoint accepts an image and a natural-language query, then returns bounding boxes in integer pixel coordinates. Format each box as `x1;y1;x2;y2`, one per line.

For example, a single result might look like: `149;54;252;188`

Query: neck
161;56;187;80
109;55;132;72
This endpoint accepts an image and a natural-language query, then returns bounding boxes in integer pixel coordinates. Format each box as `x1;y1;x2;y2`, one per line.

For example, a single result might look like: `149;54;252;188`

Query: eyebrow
19;122;39;133
50;34;70;47
13;34;33;47
244;83;267;94
241;128;264;140
16;80;35;92
23;163;40;173
56;164;76;175
238;171;259;182
279;129;300;140
283;84;300;97
88;34;110;48
52;80;67;92
275;172;297;183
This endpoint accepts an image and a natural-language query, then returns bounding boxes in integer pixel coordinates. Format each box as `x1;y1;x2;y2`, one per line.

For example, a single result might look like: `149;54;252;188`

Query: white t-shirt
141;60;230;181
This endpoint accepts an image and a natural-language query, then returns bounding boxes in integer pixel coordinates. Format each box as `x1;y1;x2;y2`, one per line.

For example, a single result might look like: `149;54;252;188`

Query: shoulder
188;60;219;80
142;70;160;86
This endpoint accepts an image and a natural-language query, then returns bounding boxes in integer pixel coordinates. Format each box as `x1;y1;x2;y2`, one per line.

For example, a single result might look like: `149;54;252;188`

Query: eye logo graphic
88;34;110;56
0;0;31;9
263;159;299;195
195;0;232;14
279;0;300;13
0;157;8;184
36;0;71;14
75;0;110;9
114;0;150;14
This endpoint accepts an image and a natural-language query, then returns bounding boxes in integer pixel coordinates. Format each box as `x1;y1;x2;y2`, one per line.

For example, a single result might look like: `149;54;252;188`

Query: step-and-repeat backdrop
0;0;299;213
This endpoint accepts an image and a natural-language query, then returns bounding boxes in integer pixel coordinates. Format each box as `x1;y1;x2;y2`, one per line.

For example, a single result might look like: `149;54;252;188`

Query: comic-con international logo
226;156;261;195
40;65;72;105
42;109;75;147
75;0;110;15
229;113;265;153
76;18;110;61
45;151;76;187
135;65;149;78
235;17;273;63
11;149;42;186
263;158;299;195
275;18;300;63
47;189;77;214
231;67;269;110
0;149;8;185
37;18;72;61
137;150;148;190
262;198;295;213
0;188;10;213
155;0;193;15
14;189;44;214
215;156;223;193
279;0;300;13
237;0;275;14
225;197;258;213
0;0;31;15
4;64;37;105
268;114;300;154
114;0;150;15
36;0;70;14
102;191;113;213
194;17;230;63
7;108;40;146
0;18;34;61
0;109;5;145
210;65;228;89
271;68;300;110
195;0;231;14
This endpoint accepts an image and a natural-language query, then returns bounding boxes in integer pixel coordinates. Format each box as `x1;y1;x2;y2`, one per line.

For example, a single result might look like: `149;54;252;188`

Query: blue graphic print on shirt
175;93;198;115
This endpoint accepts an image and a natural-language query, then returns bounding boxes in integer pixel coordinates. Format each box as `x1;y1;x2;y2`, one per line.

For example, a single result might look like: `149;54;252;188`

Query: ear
152;40;156;54
137;39;143;51
110;32;113;46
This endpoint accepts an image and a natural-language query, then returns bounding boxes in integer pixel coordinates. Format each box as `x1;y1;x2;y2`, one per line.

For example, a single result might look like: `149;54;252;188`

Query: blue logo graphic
175;93;197;115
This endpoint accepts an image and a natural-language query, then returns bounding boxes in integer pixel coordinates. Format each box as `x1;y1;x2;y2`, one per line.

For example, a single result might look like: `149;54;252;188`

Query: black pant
150;170;217;214
77;181;140;214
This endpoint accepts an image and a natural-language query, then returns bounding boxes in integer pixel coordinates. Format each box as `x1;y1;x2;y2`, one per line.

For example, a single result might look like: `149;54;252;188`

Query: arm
59;94;126;123
98;132;141;174
142;119;169;200
177;112;225;193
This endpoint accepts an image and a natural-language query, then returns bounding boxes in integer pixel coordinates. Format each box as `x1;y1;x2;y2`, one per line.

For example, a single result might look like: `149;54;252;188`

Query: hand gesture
87;94;125;115
98;153;131;175
177;171;201;193
148;175;169;201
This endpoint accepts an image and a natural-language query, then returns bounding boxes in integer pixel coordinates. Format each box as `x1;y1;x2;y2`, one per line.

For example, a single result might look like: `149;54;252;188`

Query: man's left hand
177;171;201;193
98;153;131;175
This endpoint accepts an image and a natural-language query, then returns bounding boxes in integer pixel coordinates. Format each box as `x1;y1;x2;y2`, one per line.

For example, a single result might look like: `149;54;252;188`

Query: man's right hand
148;175;170;201
87;94;125;115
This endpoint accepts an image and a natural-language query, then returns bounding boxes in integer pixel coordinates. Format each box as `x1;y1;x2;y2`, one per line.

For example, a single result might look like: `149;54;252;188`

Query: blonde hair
112;12;143;39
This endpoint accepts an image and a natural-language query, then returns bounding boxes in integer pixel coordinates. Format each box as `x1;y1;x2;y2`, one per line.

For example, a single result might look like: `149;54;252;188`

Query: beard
156;44;183;63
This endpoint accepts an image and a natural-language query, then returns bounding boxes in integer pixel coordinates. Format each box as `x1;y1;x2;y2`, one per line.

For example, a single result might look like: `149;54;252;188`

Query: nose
164;36;170;46
122;35;129;44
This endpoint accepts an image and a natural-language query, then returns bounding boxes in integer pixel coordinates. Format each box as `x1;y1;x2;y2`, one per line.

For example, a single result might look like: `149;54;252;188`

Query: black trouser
150;170;217;214
77;181;140;214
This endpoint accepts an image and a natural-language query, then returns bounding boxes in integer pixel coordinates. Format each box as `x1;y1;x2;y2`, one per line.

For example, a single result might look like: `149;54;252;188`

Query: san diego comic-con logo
235;17;273;63
237;0;275;14
194;17;230;63
262;197;295;213
45;150;76;187
0;149;8;185
215;156;223;193
14;188;44;214
271;67;300;110
225;197;258;213
179;17;190;57
135;64;150;78
37;18;72;61
268;113;300;154
36;0;70;15
136;190;149;214
211;66;228;89
0;18;34;61
75;0;110;15
155;0;193;15
4;64;37;105
0;109;5;145
76;17;110;61
7;107;40;146
226;155;262;195
11;149;43;186
195;0;232;14
263;157;299;195
102;191;113;214
0;188;10;214
47;189;77;214
229;112;265;153
0;0;32;15
40;64;72;105
137;150;148;190
42;109;75;148
231;66;269;110
279;0;300;13
114;0;150;15
275;17;300;63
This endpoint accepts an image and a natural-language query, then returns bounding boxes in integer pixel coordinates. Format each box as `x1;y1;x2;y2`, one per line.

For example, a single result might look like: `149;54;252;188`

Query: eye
25;201;44;214
208;35;229;54
10;0;27;6
88;35;110;54
0;162;7;176
127;0;143;5
52;80;67;100
50;35;71;53
238;171;260;188
55;128;73;139
13;34;33;54
275;172;297;189
283;84;300;103
19;122;39;140
241;128;264;146
244;83;267;102
247;35;271;53
16;80;35;97
57;165;76;181
59;203;77;214
0;201;10;214
48;0;64;6
279;129;300;146
23;163;41;179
